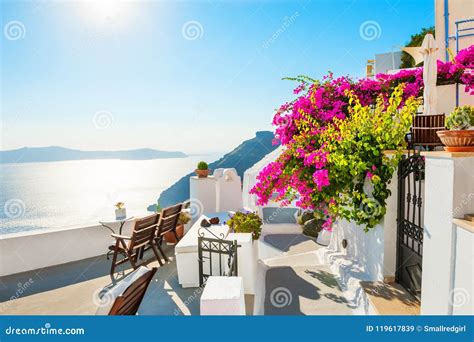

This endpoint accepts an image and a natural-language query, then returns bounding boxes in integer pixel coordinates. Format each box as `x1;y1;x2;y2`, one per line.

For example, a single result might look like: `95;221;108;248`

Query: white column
421;153;474;315
200;276;246;315
189;176;217;214
452;221;474;315
227;232;256;294
215;168;243;212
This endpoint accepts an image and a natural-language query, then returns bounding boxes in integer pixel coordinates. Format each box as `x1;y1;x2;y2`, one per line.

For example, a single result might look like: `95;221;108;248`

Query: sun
90;0;126;16
81;0;132;28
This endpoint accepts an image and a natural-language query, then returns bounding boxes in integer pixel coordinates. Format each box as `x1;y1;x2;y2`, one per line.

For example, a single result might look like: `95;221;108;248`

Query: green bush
446;105;474;130
227;211;262;240
197;161;208;170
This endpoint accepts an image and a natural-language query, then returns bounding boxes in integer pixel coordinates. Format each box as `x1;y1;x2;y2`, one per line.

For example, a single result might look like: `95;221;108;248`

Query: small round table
99;217;135;259
99;216;135;236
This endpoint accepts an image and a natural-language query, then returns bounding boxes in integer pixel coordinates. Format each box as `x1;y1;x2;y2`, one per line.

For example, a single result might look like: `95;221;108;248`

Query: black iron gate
396;152;425;300
197;226;239;286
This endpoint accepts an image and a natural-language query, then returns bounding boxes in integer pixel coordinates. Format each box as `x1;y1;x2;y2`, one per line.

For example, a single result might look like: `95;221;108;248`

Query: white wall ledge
453;219;474;234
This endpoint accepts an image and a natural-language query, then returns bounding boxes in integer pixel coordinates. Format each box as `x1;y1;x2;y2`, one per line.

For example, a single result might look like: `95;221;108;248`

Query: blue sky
1;0;433;153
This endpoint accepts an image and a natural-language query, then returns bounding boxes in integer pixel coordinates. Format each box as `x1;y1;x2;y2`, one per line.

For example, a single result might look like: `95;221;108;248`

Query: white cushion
95;266;151;315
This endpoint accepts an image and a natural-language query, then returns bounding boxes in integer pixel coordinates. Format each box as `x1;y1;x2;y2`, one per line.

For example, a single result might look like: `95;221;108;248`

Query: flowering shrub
252;85;417;230
251;46;473;231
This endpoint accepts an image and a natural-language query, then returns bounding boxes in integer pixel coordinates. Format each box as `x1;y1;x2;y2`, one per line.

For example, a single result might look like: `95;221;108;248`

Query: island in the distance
0;146;187;163
156;131;279;209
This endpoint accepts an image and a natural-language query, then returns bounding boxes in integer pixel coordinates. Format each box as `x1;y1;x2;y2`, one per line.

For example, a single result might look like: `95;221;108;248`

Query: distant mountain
0;146;187;164
157;131;279;208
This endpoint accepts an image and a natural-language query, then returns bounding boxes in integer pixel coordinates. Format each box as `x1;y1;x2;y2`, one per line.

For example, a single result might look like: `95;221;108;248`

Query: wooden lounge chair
96;266;157;315
110;213;162;275
154;203;183;262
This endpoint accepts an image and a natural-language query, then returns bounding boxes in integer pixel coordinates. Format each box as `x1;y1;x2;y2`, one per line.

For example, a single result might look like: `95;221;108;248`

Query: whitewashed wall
437;84;474;116
435;0;474;62
452;222;474;315
0;221;134;277
421;153;474;315
324;168;399;283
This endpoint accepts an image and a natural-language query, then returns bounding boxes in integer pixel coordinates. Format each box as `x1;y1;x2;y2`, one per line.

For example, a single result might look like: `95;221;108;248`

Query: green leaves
227;211;262;240
317;84;419;229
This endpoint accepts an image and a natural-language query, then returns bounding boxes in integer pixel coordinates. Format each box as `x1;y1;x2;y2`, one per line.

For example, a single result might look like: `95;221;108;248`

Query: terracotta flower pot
164;224;184;244
436;130;474;152
195;169;210;178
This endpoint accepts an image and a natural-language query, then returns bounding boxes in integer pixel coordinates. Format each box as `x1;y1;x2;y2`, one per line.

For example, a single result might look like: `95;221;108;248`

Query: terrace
0;3;473;317
0;211;352;315
1;147;473;316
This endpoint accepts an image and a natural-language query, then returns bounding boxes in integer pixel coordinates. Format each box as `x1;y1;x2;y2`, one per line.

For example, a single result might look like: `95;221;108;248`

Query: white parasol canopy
421;34;438;116
401;46;425;66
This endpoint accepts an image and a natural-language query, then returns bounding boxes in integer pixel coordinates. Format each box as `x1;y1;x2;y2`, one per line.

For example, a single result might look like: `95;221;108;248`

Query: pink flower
313;169;330;191
293;83;306;94
251;47;474;222
322;217;333;231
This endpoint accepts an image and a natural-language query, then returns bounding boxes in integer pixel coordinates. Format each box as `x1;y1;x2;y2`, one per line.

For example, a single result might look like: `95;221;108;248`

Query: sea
0;155;221;235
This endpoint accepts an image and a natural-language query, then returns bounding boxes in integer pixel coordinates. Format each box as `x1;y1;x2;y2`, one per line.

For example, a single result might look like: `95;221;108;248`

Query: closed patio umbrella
421;34;438;116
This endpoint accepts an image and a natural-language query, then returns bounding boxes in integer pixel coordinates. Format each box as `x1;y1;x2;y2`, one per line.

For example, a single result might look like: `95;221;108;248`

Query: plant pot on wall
115;208;126;220
195;161;210;178
164;224;184;244
437;130;474;152
438;105;474;151
195;169;210;178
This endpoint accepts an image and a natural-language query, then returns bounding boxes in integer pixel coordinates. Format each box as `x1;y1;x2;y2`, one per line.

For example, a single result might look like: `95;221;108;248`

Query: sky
0;0;434;154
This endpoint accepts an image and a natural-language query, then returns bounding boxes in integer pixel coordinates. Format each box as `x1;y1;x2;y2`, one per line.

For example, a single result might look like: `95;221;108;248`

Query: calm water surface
0;155;220;235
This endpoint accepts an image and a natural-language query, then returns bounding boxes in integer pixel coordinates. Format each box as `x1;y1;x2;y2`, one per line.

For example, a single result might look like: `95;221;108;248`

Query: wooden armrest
111;233;131;240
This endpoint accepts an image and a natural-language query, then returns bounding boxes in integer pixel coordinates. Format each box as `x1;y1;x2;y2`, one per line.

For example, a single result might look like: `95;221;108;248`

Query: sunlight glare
81;0;132;29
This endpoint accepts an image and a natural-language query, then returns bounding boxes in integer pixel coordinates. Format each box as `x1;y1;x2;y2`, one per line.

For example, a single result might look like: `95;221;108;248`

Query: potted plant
114;202;126;220
437;105;474;152
227;211;262;240
195;161;210;178
165;211;191;244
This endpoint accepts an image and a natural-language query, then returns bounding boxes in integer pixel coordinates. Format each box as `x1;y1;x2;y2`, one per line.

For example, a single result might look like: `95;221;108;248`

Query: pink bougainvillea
251;45;474;230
